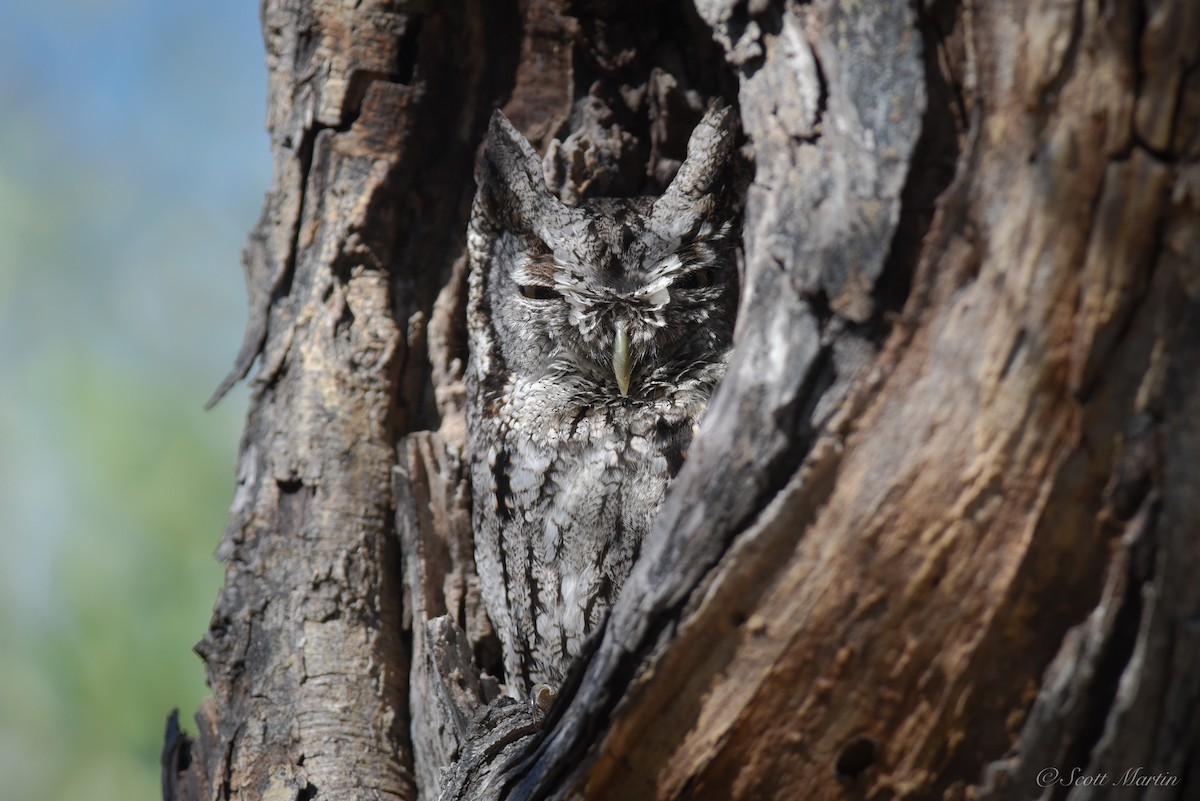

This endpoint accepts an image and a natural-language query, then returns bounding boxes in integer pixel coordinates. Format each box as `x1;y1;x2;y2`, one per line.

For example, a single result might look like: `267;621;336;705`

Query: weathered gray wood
167;1;518;799
395;429;499;801
438;698;541;801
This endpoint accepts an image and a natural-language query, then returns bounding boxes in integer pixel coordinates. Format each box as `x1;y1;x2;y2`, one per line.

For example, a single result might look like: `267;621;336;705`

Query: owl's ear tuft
651;103;737;238
476;111;556;230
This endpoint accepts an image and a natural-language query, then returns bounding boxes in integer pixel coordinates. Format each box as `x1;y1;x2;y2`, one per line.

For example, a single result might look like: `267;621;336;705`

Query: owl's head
468;106;739;406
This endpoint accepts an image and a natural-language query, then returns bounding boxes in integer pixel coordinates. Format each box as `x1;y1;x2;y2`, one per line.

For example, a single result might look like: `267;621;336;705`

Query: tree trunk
162;1;1200;800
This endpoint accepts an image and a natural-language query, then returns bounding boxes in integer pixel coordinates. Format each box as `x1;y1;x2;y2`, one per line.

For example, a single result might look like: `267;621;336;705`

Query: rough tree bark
162;1;1199;800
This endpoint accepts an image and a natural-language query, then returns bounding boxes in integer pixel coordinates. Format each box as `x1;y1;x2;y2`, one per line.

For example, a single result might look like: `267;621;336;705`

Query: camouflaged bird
466;105;738;699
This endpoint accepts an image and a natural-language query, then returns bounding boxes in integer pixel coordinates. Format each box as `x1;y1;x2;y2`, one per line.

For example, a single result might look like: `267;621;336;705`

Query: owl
465;105;738;700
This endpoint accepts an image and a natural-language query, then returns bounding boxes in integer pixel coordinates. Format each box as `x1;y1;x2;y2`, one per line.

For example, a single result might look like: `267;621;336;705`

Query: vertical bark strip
165;0;1200;799
171;1;520;799
191;1;424;796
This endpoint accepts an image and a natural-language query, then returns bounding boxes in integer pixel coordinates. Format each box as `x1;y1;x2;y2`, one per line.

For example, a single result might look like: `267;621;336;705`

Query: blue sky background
0;1;271;797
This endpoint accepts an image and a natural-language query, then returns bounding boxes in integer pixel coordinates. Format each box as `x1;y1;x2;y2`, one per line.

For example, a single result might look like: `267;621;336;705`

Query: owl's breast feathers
478;388;703;689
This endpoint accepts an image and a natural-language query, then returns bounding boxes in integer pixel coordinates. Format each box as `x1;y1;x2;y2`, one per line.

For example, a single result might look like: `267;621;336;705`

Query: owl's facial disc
499;207;735;401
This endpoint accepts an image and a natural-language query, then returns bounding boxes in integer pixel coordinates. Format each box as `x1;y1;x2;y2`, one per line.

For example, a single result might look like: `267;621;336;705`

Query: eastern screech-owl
466;105;738;698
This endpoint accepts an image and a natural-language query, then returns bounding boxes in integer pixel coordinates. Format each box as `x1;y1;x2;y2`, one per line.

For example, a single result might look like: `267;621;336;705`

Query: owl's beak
612;323;632;397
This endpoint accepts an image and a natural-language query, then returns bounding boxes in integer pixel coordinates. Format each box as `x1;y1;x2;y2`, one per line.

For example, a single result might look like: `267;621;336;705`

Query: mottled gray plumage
466;106;737;698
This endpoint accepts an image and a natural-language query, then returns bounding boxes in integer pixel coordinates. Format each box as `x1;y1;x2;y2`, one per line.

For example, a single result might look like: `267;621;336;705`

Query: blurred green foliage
0;1;270;798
